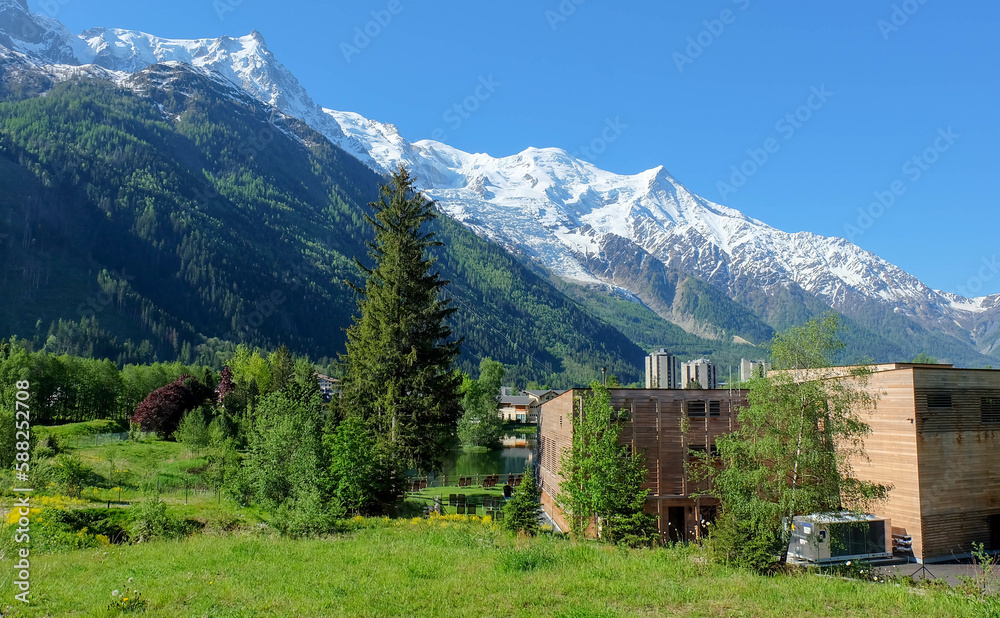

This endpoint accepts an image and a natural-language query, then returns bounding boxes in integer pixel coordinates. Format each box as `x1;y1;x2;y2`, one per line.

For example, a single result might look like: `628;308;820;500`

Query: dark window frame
982;397;1000;424
926;392;953;409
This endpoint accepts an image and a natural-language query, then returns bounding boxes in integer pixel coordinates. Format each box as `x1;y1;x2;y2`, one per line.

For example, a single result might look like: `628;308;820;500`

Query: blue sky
36;0;1000;296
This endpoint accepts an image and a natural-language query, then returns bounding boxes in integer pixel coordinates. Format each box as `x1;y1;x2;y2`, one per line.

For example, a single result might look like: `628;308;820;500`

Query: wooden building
539;366;1000;559
831;363;1000;563
537;388;746;541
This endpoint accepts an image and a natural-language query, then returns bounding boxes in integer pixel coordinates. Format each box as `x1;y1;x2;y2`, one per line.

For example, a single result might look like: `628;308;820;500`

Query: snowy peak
0;0;86;64
323;110;995;342
0;5;349;146
73;27;294;111
2;1;997;360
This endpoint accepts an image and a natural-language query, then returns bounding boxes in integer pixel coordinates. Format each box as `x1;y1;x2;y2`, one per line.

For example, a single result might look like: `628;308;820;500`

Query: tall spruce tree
269;345;294;394
340;166;462;473
502;464;542;536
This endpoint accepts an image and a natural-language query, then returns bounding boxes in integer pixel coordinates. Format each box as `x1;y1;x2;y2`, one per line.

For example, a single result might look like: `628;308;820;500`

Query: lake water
436;434;537;478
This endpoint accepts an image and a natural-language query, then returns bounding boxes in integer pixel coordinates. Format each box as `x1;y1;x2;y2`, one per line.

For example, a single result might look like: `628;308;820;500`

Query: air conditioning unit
786;512;892;565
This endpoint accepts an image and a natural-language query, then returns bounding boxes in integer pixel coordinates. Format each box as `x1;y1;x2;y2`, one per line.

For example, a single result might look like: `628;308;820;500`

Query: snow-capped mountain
320;111;1000;353
2;0;998;359
0;0;347;144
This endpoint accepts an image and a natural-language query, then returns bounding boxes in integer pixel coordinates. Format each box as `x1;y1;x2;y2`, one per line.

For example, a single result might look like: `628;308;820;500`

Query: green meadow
1;518;986;617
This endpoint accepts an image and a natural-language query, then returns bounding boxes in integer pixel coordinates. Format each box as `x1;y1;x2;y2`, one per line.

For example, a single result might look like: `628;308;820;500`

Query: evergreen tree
340;167;462;473
501;464;541;536
269;345;294;393
457;358;506;448
289;358;321;403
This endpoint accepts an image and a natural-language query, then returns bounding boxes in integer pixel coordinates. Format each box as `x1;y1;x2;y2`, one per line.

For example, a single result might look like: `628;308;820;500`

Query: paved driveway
875;560;1000;588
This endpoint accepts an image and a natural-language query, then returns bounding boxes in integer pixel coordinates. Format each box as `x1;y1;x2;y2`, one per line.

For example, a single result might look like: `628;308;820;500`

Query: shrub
32;433;63;459
207;414;236;445
223;463;254;506
1;508;116;554
45;508;130;544
45;454;94;498
326;416;402;516
705;511;783;573
127;498;185;543
131;375;211;438
175;407;211;451
271;488;337;538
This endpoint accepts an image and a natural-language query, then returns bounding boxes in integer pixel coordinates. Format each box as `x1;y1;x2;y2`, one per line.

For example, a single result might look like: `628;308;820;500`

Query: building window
687;401;706;418
709;400;721;417
688;444;720;458
926;392;952;408
982;397;1000;424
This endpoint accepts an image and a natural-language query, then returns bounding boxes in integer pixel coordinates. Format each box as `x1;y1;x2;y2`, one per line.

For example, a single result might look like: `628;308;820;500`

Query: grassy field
2;422;990;616
0;518;986;617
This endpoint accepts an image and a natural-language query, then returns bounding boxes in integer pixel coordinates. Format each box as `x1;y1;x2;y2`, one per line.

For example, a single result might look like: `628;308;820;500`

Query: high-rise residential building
739;358;769;381
645;349;680;389
682;358;717;389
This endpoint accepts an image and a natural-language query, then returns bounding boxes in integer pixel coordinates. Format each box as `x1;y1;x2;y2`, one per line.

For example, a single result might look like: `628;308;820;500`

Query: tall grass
0;519;985;617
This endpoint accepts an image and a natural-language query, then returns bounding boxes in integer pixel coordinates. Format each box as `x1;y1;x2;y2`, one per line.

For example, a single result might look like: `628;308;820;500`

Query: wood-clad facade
538;365;1000;561
851;365;1000;562
537;388;746;541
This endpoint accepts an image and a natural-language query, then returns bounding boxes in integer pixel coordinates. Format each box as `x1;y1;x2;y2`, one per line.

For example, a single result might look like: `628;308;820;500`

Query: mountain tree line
1;73;650;391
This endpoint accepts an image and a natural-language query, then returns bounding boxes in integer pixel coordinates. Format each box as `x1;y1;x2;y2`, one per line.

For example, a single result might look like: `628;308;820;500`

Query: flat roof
793;512;887;524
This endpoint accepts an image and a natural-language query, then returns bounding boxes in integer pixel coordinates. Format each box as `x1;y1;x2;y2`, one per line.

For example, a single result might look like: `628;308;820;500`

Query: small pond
432;433;537;479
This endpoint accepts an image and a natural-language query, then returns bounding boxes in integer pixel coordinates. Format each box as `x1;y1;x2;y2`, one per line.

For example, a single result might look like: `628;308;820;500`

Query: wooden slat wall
913;368;1000;561
539;388;745;541
541;369;1000;557
845;367;1000;562
846;369;924;558
537;390;575;525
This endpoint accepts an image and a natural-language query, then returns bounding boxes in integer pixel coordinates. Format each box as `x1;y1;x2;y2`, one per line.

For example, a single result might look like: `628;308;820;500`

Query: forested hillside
0;64;657;386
